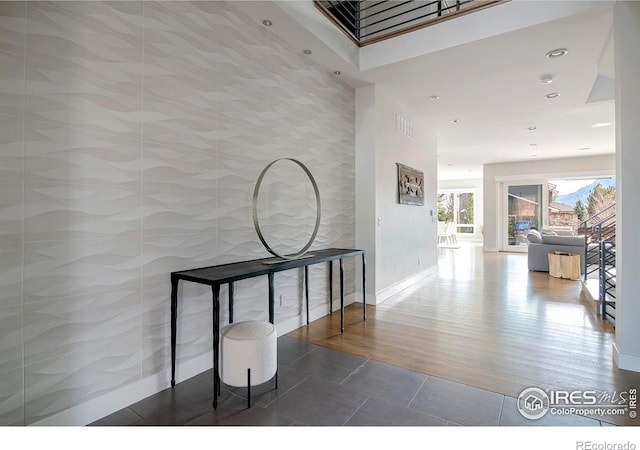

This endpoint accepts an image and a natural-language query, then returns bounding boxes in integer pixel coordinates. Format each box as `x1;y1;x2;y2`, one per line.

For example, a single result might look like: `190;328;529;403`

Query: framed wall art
396;163;424;206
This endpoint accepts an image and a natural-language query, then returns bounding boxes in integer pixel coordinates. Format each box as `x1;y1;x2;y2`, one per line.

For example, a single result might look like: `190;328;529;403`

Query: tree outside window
456;193;475;234
586;183;616;223
438;191;475;234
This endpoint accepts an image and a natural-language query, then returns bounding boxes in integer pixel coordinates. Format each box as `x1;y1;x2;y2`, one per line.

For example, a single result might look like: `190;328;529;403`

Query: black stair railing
581;203;616;326
581;203;616;281
315;0;505;46
600;236;616;324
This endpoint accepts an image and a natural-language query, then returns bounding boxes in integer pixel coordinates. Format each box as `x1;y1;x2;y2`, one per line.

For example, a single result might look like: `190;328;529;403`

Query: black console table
170;248;366;408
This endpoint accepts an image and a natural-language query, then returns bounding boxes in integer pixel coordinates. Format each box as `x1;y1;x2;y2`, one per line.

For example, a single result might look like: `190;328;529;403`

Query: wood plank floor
287;244;640;426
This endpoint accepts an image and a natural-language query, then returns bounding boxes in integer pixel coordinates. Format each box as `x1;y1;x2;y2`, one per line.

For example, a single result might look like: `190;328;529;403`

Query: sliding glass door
505;183;543;251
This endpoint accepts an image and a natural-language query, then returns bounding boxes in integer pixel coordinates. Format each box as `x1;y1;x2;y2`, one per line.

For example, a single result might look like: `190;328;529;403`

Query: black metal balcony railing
581;203;616;327
315;0;505;46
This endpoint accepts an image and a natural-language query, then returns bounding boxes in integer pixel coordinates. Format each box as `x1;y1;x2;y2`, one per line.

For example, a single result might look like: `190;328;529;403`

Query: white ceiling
232;1;616;181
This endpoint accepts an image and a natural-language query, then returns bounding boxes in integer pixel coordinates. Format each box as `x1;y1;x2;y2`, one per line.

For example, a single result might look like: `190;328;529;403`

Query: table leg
339;258;344;333
268;271;275;324
212;283;220;409
362;253;367;321
305;266;310;325
328;261;333;314
228;281;234;324
170;275;179;388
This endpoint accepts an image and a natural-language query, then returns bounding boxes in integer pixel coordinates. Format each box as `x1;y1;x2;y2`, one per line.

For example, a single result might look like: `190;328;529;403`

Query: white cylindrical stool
219;320;277;408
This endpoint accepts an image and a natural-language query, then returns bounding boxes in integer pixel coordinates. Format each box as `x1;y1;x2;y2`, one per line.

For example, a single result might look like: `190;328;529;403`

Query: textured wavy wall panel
24;334;141;425
0;0;355;425
23;288;141;366
141;234;218;333
0;1;26;426
24;182;142;241
0;244;21;309
0;304;22;374
142;143;218;193
0;179;22;243
143;95;218;151
0;363;23;425
23;238;142;302
24;124;142;188
0;2;25;120
0;115;24;180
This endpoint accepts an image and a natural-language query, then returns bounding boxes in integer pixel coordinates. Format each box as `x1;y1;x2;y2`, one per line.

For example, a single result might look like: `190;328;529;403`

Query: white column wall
373;87;438;301
355;85;377;304
613;0;640;371
355;85;439;304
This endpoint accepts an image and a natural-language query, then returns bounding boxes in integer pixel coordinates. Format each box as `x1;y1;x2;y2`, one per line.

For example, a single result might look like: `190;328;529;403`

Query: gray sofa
526;229;586;273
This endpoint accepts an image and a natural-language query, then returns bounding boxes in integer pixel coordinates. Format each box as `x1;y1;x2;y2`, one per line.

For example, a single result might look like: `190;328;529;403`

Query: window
455;192;475;234
438;191;476;235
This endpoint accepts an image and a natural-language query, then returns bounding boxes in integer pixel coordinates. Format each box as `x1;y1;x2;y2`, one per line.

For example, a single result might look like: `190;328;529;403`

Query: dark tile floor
90;336;608;427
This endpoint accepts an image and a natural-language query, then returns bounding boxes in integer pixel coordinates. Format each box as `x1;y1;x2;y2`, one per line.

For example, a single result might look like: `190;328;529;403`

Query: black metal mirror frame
252;158;321;260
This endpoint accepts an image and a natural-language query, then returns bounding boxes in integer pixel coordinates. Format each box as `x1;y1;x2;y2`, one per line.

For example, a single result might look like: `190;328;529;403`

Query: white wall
0;1;356;425
375;87;438;296
355;85;377;304
358;86;438;301
483;155;615;251
613;1;640;372
438;178;484;241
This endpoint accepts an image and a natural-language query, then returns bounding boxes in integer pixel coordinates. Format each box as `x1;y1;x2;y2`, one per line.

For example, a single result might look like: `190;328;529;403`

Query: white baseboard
375;267;437;304
33;294;358;426
613;342;640;373
275;292;357;336
32;352;213;426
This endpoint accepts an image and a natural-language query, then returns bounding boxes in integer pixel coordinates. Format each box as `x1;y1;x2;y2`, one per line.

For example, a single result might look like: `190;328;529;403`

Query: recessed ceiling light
530;154;538;157
529;143;537;146
578;147;592;151
544;92;560;99
451;119;459;123
262;19;272;27
303;49;312;55
447;164;453;166
429;95;440;101
546;48;568;59
591;122;612;128
527;126;537;131
333;70;341;76
540;74;554;84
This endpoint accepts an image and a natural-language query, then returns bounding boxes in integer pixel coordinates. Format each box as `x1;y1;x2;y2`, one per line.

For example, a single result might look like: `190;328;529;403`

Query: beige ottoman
219;320;278;408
